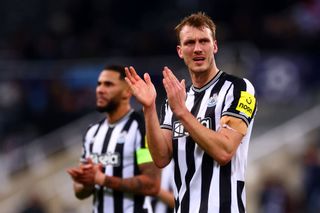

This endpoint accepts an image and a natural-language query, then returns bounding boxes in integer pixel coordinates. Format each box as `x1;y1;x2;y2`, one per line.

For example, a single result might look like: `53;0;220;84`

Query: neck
191;66;219;88
107;104;131;124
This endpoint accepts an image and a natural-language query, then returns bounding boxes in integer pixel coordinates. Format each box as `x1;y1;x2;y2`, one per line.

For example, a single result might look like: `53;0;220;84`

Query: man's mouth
193;57;205;62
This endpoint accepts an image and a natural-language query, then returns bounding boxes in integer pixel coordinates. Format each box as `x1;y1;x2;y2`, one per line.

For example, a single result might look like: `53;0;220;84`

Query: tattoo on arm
102;163;160;195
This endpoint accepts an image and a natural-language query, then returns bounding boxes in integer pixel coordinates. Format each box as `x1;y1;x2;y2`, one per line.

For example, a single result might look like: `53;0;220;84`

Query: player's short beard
96;100;120;114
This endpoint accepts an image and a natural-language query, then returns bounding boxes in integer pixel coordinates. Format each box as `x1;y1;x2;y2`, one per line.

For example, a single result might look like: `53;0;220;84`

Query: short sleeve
159;99;173;130
221;78;257;127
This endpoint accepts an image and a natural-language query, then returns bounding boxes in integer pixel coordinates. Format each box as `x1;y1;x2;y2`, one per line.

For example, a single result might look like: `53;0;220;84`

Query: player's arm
125;66;173;168
177;112;244;165
143;102;173;168
162;67;253;165
67;165;95;199
94;161;161;196
73;182;94;199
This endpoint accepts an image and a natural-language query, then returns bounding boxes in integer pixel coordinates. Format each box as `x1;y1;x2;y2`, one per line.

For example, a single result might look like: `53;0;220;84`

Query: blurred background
0;0;320;212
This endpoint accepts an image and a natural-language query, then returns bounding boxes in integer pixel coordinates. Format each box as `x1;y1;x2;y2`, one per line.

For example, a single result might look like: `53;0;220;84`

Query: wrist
143;102;156;114
95;172;106;186
174;107;188;120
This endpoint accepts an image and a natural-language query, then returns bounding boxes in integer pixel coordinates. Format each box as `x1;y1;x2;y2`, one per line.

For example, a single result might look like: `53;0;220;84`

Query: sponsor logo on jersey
90;152;120;167
236;91;256;118
207;93;218;107
173;117;211;139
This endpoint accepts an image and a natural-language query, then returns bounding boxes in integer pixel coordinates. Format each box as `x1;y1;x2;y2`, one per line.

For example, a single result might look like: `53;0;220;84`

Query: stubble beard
96;99;120;114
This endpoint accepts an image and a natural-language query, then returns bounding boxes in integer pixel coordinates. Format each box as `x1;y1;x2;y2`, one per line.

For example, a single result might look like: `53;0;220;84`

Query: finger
143;73;152;86
163;67;179;88
165;67;180;85
67;170;80;178
125;66;139;83
66;169;75;176
86;158;94;165
129;66;141;82
125;77;134;89
125;67;132;79
82;164;93;171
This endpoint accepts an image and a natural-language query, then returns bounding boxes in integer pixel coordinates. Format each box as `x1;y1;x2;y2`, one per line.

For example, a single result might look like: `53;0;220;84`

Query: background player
67;65;160;213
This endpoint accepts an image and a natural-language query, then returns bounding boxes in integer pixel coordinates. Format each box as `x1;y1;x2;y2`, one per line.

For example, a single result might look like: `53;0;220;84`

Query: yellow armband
136;148;153;165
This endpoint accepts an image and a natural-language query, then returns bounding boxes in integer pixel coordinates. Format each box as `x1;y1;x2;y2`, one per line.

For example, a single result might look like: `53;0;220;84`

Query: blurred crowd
0;1;320;212
0;0;320;157
0;0;319;60
0;75;95;154
258;136;320;213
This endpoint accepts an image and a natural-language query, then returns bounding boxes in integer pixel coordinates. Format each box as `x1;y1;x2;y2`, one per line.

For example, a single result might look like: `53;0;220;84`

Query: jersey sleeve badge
236;91;256;118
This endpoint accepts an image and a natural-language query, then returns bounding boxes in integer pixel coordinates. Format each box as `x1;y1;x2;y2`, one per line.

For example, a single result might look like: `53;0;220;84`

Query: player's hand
162;66;187;118
67;158;95;186
93;163;105;186
125;66;157;108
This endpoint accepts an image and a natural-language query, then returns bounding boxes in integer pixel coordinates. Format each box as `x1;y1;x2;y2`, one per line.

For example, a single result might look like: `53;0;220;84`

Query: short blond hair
174;12;217;44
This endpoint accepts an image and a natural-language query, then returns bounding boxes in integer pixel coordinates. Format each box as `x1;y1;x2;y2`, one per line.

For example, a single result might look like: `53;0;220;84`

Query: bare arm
176;111;243;165
162;67;243;165
73;182;94;199
94;162;161;196
125;66;173;167
67;165;95;199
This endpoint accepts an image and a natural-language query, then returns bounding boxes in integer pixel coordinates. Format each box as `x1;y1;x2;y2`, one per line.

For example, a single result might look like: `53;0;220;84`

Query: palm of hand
134;78;156;107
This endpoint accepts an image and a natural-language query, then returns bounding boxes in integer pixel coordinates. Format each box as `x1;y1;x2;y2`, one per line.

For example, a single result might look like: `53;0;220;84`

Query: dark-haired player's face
96;70;125;113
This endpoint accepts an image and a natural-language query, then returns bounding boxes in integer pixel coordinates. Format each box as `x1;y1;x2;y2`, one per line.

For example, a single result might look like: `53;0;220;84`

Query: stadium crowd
0;1;320;212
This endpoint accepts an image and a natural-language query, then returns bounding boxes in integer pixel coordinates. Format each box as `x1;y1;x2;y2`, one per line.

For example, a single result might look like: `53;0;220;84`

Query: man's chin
96;106;106;113
191;66;207;73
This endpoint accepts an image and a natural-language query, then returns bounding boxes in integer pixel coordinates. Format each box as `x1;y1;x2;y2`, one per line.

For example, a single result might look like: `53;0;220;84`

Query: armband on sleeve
136;148;153;165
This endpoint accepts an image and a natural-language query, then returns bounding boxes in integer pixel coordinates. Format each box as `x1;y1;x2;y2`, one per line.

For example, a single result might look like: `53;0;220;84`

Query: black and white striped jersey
81;110;153;213
153;160;175;213
160;70;257;213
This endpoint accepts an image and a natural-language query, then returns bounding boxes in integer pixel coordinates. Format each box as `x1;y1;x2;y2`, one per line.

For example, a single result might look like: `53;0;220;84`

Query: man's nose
194;41;203;53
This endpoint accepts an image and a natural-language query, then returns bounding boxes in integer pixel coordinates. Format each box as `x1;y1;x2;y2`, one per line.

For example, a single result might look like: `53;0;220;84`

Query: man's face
96;70;125;113
177;25;218;74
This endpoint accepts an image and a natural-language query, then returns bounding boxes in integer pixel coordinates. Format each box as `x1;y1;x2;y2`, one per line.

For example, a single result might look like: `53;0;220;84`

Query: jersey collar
191;70;223;93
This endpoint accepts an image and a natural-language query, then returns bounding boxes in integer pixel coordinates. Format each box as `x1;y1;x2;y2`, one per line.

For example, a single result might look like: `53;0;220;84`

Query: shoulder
223;72;255;90
130;110;144;122
84;118;105;137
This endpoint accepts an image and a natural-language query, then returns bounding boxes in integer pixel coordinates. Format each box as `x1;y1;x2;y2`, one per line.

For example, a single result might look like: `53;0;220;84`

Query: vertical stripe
199;153;213;213
181;91;203;212
198;76;226;213
113;117;131;213
172;138;181;212
219;162;231;213
133;150;145;212
89;121;104;153
82;119;104;159
101;126;114;153
227;76;247;115
98;126;114;213
113;141;124;213
237;181;245;213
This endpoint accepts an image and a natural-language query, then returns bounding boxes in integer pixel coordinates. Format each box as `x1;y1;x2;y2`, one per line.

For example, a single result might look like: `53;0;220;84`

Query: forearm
178;110;235;165
143;103;172;168
73;182;94;200
99;174;160;196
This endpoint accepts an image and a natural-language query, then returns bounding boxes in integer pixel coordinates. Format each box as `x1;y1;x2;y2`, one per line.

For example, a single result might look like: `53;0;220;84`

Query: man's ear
177;45;183;59
213;40;218;54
